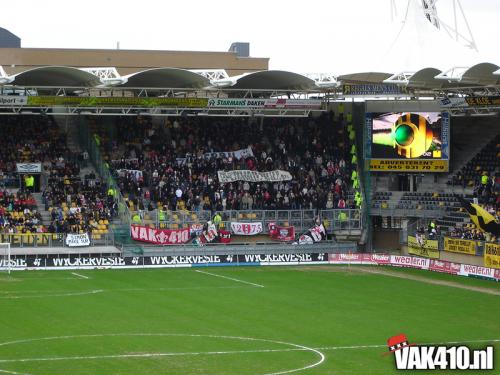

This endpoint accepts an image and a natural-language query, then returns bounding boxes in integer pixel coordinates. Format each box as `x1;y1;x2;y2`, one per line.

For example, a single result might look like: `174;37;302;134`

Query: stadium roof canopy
383;63;500;89
436;62;500;85
337;72;393;84
1;64;499;94
10;66;101;87
119;68;210;88
215;70;317;90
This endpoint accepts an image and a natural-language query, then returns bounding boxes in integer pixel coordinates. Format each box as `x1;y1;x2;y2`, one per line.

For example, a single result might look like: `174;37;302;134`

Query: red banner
329;253;365;263
131;225;190;245
370;253;391;265
429;260;460;275
328;253;391;265
495;269;500;280
268;222;295;241
219;230;232;244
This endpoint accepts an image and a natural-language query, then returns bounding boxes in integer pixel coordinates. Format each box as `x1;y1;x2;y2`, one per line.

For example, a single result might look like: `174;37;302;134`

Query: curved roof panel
228;70;316;90
11;66;101;87
460;62;500;85
406;67;457;89
337;72;393;84
120;68;210;88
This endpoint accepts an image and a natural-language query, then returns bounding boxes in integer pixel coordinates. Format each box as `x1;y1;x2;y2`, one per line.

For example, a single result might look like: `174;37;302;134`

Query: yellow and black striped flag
457;196;500;237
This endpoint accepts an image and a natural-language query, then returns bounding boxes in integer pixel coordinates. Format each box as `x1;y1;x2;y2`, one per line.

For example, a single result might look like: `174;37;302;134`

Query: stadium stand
0;116;114;237
90;112;358;220
448;134;500;187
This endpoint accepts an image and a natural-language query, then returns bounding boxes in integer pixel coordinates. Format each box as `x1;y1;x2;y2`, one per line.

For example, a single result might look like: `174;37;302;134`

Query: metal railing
132;208;362;234
370;207;445;218
0;232;115;248
79;117;131;245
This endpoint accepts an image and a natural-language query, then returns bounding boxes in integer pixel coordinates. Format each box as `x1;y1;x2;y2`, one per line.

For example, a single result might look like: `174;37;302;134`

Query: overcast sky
3;0;499;74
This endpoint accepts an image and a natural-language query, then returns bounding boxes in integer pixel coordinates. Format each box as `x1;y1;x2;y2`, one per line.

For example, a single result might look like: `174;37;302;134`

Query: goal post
0;243;11;274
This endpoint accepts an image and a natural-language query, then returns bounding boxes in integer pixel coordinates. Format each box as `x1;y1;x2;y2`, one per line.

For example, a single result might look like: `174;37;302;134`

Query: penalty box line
195;270;265;288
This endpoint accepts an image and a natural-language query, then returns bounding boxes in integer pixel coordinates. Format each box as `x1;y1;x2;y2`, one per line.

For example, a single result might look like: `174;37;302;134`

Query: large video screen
367;112;449;172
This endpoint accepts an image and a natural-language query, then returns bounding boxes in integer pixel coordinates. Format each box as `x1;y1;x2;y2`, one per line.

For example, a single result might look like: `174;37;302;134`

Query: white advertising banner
16;163;42;173
0;96;28;106
218;170;292;183
390;255;430;270
65;233;91;247
230;222;263;235
207;98;322;109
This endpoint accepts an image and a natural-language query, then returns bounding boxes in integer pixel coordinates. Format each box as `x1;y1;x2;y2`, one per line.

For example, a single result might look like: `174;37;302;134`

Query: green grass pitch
0;266;498;374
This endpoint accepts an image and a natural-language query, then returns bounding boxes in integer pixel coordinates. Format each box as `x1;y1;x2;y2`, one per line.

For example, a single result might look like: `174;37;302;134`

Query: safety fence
131;208;362;234
0;232;115;248
79;117;131;245
132;209;363;233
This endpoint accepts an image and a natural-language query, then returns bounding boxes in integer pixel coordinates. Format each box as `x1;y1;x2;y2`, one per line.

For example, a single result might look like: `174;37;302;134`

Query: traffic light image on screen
371;112;442;159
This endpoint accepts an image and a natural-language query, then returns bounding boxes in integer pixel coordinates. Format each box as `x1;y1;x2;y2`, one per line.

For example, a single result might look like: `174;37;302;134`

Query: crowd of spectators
0;115;114;235
0;116;68;176
42;171;115;235
448;227;489;242
0;189;44;234
94;112;358;213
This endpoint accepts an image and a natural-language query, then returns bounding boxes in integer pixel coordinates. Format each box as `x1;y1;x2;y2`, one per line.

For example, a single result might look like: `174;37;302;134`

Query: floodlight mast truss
421;0;477;51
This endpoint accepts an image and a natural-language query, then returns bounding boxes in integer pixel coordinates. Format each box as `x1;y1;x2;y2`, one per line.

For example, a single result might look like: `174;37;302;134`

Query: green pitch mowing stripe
0;266;498;374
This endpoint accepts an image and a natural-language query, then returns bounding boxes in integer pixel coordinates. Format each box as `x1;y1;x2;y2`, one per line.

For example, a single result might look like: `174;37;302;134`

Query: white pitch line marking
0;369;33;375
195;270;264;288
71;272;89;279
1;338;498;365
0;290;103;299
0;333;322;375
0;349;305;363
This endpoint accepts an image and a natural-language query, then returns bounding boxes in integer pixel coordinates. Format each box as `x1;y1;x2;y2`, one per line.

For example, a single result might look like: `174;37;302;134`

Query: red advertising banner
131;225;190;245
329;253;365;264
328;253;391;265
268;222;295;241
370;253;391;265
429;260;460;275
495;269;500;280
